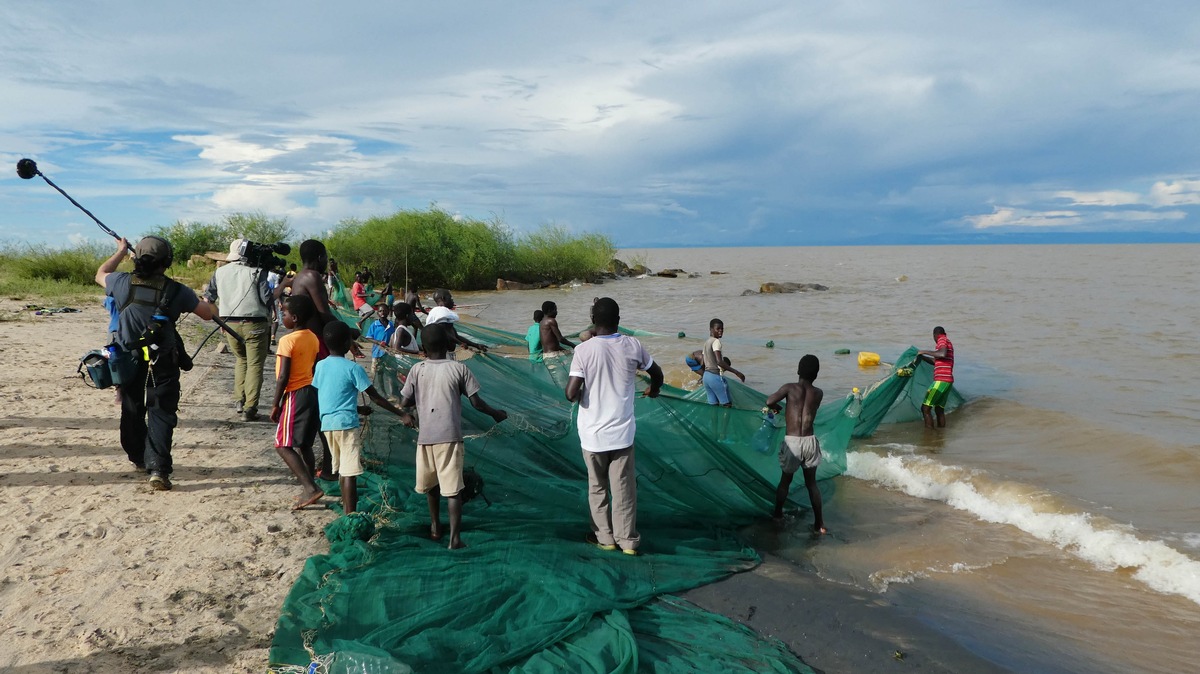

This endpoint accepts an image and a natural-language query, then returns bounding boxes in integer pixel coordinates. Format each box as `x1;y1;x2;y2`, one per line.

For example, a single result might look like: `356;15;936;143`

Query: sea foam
846;450;1200;606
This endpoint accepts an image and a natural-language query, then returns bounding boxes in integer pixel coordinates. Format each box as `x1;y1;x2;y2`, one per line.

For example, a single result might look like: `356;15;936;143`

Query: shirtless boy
539;301;575;356
764;354;826;534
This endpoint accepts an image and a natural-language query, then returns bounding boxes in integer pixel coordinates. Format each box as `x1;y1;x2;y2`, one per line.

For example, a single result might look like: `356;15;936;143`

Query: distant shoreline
618;233;1200;248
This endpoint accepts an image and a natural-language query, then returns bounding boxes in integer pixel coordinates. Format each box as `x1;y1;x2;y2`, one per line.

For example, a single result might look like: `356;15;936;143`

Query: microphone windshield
16;158;38;180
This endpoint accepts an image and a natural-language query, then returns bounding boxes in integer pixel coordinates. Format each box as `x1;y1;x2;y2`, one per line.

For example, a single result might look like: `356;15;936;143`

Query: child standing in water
701;319;745;406
765;354;826;534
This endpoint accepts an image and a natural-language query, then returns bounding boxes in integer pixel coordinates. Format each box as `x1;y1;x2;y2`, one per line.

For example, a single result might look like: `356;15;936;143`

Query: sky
3;2;1200;247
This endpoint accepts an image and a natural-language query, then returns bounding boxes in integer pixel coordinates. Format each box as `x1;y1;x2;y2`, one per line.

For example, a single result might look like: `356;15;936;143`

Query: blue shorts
702;371;731;405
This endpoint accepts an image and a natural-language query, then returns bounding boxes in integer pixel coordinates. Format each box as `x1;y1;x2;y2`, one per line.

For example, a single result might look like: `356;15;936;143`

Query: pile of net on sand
267;312;958;673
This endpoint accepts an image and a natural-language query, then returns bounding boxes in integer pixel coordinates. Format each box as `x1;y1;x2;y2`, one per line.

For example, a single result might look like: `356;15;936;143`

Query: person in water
526;309;544;362
687;351;744;385
765;354;826;534
917;326;955;429
701;318;745;406
539;301;575;357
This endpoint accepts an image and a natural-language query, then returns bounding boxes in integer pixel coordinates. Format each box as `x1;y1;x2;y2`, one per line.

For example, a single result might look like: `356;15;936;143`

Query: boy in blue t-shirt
363;300;397;362
312;321;412;514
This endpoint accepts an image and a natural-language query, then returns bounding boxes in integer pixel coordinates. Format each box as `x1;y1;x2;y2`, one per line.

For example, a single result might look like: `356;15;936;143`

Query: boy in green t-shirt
525;309;544;362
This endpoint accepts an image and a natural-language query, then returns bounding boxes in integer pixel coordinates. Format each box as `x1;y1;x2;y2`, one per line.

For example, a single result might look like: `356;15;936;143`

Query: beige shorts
415;441;465;497
323;428;364;477
779;435;821;474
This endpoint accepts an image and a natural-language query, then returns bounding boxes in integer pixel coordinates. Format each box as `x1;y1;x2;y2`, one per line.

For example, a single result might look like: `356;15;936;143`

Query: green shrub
508;226;616;283
0;243;109;286
323;209;612;290
148;211;295;262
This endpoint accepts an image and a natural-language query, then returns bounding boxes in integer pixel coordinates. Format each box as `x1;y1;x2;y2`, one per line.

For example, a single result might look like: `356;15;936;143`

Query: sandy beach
0;301;337;673
0;298;1009;673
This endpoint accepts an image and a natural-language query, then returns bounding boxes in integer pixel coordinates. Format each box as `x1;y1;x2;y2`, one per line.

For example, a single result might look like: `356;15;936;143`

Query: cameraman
202;239;274;422
96;235;216;491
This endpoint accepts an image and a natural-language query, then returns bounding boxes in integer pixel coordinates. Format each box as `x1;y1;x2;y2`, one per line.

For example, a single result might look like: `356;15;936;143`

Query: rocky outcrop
759;282;828;293
751;282;830;294
187;253;224;268
655;268;686;278
607;259;630;276
629;264;649;276
496;279;552;291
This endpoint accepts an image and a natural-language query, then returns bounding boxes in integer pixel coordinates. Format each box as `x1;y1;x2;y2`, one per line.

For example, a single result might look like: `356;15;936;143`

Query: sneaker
242;408;259;422
585;532;618;552
621;548;641;557
148;473;172;491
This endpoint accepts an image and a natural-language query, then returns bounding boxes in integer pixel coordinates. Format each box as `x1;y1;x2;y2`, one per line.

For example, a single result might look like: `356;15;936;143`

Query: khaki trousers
583;446;640;550
225;320;271;411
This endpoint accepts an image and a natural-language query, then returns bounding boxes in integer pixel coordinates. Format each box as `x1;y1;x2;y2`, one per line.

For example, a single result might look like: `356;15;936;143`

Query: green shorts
922;380;953;408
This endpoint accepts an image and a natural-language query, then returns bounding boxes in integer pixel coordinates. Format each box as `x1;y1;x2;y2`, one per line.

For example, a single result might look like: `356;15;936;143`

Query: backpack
116;274;193;372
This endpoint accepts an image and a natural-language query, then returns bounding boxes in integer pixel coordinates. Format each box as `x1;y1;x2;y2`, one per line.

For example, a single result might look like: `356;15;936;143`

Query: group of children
270;288;508;549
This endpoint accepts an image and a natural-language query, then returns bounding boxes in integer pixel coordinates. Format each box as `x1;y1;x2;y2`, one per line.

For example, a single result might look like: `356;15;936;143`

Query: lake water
452;244;1200;673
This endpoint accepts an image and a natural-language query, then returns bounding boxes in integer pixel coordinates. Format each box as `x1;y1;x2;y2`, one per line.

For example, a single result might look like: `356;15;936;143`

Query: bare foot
815;526;828;535
448;538;467;550
292;489;324;510
430;525;443;542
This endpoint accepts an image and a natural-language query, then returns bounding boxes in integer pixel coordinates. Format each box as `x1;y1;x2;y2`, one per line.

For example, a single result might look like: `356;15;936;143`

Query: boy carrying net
399;323;507;549
312;321;412;514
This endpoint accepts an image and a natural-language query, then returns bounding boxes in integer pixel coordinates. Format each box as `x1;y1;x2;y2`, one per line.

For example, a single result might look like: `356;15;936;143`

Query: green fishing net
268;316;955;673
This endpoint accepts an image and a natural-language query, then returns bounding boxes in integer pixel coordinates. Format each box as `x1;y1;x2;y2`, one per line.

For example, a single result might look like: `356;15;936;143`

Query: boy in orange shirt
270;295;324;510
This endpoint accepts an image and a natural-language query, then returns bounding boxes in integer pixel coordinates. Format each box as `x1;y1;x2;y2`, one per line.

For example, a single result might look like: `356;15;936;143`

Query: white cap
226;239;246;261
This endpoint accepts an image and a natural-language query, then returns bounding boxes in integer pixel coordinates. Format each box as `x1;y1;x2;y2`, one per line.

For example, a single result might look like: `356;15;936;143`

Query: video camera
238;240;291;270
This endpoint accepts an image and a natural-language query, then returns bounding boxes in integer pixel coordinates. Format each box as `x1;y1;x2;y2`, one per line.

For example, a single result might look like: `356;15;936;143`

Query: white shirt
569;334;655;452
424;306;459;325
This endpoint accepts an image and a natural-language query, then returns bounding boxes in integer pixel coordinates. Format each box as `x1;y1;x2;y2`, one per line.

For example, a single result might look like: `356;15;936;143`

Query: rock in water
759;282;829;294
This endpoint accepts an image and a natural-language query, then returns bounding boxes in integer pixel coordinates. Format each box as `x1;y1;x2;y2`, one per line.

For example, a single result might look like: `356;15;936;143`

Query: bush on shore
147;212;295;262
325;208;615;290
0;207;615;302
0;243;111;301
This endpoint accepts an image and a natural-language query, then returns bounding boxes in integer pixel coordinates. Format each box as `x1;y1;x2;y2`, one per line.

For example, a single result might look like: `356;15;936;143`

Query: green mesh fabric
268;320;948;673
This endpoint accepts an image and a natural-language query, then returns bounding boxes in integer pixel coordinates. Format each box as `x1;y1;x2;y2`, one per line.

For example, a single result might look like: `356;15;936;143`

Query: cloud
967;207;1082;229
1055;190;1142;206
3;3;1200;244
1148;179;1200;206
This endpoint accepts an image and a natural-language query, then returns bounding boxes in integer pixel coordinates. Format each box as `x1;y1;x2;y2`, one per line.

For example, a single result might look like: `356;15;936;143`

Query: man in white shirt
425;288;488;358
565;297;663;555
203;239;274;421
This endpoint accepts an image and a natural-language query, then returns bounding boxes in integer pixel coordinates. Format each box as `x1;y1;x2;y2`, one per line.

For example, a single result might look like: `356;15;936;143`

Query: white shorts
779;435;821;474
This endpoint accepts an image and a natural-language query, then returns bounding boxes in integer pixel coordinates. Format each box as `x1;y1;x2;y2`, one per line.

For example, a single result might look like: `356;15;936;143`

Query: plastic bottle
846;387;863;419
751;411;777;454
